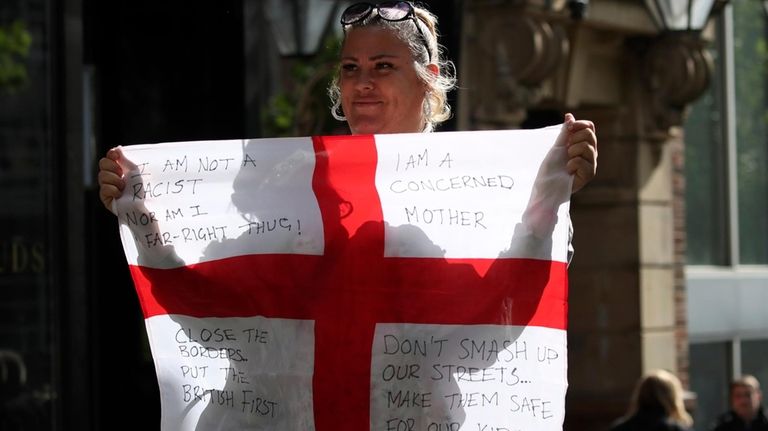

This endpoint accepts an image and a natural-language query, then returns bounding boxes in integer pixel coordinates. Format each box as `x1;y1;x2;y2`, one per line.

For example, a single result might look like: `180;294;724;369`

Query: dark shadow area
84;0;245;428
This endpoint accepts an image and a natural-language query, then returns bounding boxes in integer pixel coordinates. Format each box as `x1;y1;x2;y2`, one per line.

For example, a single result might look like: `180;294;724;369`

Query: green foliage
0;20;32;93
262;35;343;137
267;94;296;132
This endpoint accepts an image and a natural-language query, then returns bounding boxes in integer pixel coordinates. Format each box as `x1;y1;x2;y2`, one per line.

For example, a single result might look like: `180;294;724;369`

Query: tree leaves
0;20;32;93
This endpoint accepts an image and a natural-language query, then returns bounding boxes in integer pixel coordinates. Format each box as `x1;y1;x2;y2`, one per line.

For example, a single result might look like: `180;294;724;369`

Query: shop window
689;342;731;430
742;339;768;391
733;1;768;264
685;0;768;265
0;6;55;429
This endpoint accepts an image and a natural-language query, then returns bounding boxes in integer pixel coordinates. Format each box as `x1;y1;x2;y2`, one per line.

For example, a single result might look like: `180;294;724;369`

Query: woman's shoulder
609;414;690;431
663;418;692;431
608;415;642;431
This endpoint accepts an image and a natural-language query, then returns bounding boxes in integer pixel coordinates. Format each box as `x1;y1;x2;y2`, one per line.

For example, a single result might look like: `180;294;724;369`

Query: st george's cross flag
115;126;573;431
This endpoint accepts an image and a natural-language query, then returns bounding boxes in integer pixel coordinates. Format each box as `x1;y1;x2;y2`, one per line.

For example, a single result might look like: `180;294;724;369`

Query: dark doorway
83;1;245;428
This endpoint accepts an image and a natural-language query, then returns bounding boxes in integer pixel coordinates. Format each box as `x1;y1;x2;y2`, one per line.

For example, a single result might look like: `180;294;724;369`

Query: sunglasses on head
340;1;432;63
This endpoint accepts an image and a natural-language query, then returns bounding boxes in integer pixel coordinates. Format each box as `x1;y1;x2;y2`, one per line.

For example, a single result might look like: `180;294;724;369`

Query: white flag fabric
115;126;573;431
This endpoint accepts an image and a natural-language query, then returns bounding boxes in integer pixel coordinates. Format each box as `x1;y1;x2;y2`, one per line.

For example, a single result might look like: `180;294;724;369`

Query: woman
97;3;598;428
610;369;694;431
99;1;597;209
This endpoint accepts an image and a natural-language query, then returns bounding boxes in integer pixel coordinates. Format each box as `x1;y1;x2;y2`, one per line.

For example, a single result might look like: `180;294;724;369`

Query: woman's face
339;26;427;134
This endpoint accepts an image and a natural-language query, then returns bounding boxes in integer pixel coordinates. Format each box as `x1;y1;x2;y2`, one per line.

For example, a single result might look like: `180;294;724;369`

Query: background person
95;2;599;428
609;369;694;431
712;375;768;431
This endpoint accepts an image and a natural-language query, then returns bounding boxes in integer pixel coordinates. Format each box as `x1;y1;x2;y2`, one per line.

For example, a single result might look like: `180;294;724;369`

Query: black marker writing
182;386;235;407
389;175;514;194
239;218;301;236
405;207;487;230
181;225;227;242
163;156;188;173
396;148;429;171
132;178;203;201
198;157;235;172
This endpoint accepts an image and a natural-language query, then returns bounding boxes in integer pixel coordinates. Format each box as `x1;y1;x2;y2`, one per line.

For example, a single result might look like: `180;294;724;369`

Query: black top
712;407;768;431
610;409;691;431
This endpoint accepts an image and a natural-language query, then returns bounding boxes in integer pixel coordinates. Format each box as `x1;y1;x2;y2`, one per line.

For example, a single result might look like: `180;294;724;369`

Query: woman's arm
98;147;125;214
564;113;598;194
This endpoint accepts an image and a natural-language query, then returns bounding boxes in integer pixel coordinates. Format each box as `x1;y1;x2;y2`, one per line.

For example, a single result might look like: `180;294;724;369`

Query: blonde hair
627;369;693;427
328;2;457;132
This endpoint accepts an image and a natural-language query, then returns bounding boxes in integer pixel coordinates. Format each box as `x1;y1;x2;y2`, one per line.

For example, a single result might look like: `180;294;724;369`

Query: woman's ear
423;64;439;92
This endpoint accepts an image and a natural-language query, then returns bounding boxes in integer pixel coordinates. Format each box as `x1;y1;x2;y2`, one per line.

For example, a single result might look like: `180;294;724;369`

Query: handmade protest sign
116;126;572;431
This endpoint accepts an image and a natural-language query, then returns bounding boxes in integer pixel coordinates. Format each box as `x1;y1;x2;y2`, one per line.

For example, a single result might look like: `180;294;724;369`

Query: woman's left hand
564;113;597;193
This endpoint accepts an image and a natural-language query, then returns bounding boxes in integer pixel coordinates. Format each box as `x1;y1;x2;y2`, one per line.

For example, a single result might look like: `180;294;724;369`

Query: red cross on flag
116;126;572;431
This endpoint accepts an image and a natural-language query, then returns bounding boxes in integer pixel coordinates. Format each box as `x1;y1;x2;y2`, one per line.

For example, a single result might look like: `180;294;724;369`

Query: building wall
458;1;712;429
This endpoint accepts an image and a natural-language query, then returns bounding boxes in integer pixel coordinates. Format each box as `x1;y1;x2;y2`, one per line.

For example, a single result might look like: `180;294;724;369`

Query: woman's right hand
97;147;124;214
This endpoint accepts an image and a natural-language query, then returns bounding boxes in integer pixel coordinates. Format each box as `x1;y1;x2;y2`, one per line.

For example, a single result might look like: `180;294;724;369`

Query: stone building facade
457;1;724;429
